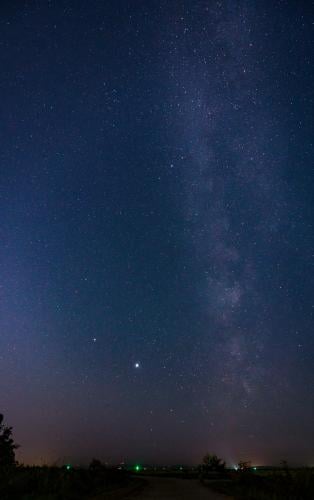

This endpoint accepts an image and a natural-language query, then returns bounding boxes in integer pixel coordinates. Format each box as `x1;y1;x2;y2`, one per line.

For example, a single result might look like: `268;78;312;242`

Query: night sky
1;1;313;467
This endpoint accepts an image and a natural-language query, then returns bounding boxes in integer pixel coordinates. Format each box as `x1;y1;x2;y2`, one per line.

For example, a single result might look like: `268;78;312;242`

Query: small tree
89;458;103;471
280;459;291;478
238;460;251;472
202;453;226;472
0;414;18;468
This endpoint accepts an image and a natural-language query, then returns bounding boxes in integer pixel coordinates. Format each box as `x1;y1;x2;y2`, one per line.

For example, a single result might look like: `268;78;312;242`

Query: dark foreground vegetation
198;453;314;499
207;469;314;500
0;413;136;499
1;413;314;499
199;454;314;500
124;461;314;499
2;465;314;500
0;465;134;500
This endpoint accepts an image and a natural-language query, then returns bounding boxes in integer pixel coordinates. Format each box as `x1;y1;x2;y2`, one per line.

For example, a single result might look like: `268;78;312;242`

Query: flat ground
127;476;233;499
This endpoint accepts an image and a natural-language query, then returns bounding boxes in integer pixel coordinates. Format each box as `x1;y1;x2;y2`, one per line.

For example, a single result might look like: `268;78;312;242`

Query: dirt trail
126;476;233;500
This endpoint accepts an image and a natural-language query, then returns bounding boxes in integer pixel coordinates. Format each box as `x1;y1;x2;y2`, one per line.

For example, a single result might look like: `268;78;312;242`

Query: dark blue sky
0;0;313;466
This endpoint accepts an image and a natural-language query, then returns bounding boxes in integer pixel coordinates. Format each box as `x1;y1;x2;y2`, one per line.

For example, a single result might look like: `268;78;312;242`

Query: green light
66;464;72;470
135;464;141;471
253;467;257;471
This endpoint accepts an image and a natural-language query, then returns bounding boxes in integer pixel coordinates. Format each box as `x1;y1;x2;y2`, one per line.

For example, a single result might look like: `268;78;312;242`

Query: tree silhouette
202;453;226;472
0;413;18;468
280;459;291;478
89;458;103;471
238;460;251;472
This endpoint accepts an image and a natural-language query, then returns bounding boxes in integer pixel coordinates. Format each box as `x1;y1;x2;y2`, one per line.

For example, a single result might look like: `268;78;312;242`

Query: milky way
0;1;313;466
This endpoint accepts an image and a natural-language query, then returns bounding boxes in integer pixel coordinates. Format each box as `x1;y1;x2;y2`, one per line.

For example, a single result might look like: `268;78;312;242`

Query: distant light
253;467;257;471
93;338;97;342
135;464;141;471
66;464;72;470
234;466;238;471
134;362;140;368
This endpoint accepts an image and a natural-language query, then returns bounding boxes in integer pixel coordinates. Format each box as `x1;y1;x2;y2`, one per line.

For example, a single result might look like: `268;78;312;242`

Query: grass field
206;468;314;500
1;465;313;499
0;465;134;500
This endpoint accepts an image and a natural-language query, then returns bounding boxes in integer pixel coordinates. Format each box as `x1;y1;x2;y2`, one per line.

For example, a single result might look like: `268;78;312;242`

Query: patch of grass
0;465;131;500
207;469;314;500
